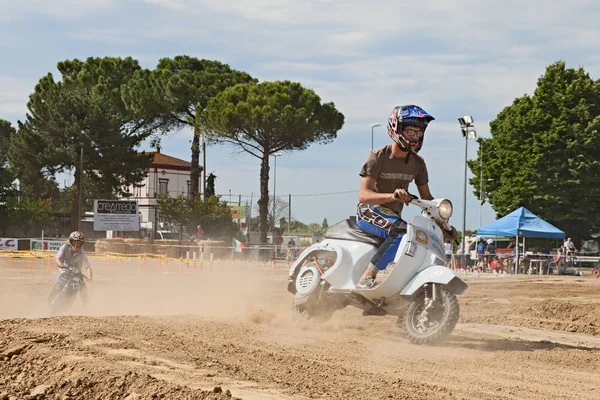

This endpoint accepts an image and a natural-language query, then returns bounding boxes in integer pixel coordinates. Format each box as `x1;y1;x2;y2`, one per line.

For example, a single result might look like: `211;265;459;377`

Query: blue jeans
356;203;407;270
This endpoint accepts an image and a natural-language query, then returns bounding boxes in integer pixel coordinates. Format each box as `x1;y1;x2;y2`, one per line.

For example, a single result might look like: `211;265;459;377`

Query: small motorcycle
48;263;89;315
287;195;467;344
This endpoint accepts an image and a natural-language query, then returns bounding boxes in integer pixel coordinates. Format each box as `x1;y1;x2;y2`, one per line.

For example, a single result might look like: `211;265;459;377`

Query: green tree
322;218;329;229
9;57;155;230
157;194;238;240
469;61;600;241
204;80;344;242
122;56;255;200
205;172;217;198
0;119;16;203
156;194;193;239
5;197;55;236
189;195;239;239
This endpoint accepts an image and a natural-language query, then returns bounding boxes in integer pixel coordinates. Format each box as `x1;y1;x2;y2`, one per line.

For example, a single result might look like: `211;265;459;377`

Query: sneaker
357;276;377;289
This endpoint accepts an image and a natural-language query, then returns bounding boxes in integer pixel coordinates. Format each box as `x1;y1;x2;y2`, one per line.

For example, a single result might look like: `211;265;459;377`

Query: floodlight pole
462;129;468;254
458;117;476;256
370;123;381;151
479;148;483;228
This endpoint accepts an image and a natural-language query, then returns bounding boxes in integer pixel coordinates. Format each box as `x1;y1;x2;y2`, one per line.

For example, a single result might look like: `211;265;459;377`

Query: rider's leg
356;204;406;287
47;271;68;303
79;281;89;304
370;235;403;270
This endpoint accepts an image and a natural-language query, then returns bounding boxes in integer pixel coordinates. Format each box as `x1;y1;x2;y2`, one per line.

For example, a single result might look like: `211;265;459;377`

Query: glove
443;226;458;241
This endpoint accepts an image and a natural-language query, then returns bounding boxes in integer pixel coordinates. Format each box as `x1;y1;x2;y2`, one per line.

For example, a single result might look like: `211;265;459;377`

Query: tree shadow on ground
443;334;600;352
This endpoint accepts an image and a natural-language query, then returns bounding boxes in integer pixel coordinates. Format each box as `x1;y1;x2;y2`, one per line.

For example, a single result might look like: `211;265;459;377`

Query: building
123;146;203;236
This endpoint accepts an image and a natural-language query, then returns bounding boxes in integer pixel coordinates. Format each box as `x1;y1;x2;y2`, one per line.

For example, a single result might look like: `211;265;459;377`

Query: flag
232;238;245;253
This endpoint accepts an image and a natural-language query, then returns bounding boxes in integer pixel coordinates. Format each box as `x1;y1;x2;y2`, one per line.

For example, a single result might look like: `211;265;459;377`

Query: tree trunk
258;155;270;243
190;125;201;201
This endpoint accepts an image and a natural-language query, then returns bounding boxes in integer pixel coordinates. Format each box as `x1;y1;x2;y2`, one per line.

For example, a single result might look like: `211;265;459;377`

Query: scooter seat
325;219;384;246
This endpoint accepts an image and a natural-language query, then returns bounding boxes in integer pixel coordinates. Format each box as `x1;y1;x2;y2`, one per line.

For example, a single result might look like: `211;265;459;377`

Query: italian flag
232;238;245;253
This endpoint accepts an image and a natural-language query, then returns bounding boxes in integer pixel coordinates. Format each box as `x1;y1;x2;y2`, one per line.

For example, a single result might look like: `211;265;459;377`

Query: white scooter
287;195;467;344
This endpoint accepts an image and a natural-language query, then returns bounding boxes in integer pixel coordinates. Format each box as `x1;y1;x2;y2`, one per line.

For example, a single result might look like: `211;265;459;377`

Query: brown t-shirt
359;145;429;215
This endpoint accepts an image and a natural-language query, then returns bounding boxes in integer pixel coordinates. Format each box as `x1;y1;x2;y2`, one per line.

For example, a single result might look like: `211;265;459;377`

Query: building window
159;179;168;196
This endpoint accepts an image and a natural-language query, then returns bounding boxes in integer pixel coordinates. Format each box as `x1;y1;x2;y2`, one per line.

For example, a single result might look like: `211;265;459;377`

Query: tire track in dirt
2;262;600;399
3;311;600;400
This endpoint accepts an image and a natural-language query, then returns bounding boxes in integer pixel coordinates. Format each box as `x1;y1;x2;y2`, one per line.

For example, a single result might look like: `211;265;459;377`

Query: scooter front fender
400;266;467;296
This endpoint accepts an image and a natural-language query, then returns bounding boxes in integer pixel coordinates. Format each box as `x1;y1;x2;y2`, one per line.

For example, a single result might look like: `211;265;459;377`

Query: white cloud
0;77;35;120
0;0;118;20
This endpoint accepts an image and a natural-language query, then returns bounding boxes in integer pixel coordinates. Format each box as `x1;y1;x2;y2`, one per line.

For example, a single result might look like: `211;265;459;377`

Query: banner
0;238;17;250
30;239;65;251
94;200;140;231
230;205;245;220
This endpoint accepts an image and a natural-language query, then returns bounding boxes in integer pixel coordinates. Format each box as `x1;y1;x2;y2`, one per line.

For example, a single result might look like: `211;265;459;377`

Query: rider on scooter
357;105;457;288
49;231;93;301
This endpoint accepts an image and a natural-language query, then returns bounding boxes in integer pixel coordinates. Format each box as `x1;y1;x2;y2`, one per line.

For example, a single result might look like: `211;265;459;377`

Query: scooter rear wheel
293;302;334;322
400;288;459;344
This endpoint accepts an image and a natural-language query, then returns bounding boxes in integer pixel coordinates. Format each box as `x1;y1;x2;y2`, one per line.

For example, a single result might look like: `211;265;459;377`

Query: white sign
0;238;18;250
94;200;140;231
30;239;65;251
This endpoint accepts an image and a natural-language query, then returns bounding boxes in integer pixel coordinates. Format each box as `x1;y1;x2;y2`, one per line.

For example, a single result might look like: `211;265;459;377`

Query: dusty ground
1;256;600;399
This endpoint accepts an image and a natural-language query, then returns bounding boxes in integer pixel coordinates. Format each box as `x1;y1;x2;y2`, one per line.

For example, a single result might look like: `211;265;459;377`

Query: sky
1;0;600;230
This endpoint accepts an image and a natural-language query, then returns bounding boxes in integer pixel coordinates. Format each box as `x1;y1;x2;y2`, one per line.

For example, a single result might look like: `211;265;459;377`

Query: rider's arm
358;177;395;205
55;244;66;268
82;252;93;279
417;183;434;201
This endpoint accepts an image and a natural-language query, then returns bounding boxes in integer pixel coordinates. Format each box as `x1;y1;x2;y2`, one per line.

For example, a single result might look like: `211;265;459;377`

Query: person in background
549;247;563;274
286;237;296;264
564;237;577;256
485;239;496;269
48;231;92;303
455;242;464;271
476;239;487;271
444;240;453;269
197;225;205;241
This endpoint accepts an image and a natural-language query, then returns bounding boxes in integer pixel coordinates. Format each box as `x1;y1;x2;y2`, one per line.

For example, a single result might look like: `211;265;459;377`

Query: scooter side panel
321;240;377;289
287;239;377;290
352;217;447;299
399;215;446;261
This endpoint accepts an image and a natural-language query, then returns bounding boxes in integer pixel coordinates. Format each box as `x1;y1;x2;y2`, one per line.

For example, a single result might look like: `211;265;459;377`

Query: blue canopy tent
477;207;565;239
477;207;565;274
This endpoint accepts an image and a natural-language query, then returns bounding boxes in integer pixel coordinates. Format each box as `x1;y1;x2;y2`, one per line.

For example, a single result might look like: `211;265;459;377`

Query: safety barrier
446;251;600;276
0;246;293;275
6;246;596;277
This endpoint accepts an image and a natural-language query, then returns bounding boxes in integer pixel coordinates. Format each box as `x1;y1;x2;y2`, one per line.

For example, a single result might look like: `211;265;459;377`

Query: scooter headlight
438;199;453;219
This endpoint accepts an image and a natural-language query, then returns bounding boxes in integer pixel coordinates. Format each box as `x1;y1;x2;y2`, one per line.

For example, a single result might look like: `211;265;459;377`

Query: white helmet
486;239;494;245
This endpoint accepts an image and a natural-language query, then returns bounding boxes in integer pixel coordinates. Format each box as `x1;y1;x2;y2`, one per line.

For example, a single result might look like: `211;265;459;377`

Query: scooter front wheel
400;288;459;344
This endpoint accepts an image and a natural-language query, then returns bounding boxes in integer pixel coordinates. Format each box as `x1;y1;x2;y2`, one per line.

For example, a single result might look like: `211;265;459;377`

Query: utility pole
202;133;207;200
78;146;84;232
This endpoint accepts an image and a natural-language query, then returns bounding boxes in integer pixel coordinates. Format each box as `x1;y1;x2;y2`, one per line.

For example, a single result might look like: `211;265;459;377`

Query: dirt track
2;257;600;399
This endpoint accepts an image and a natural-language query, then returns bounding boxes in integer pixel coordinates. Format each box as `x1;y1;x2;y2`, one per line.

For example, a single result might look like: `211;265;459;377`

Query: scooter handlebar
393;191;419;201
